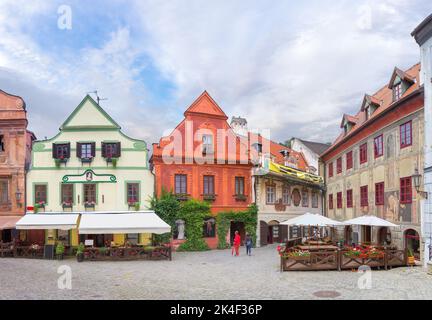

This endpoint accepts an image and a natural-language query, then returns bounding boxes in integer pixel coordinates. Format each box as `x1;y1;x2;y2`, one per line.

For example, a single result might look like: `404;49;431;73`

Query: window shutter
76;143;82;158
66;143;71;158
91;142;96;157
115;142;121;157
52;143;57;159
101;143;106;158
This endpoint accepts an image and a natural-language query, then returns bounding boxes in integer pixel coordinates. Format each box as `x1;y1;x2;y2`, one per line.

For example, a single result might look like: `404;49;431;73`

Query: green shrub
150;189;181;244
56;242;65;255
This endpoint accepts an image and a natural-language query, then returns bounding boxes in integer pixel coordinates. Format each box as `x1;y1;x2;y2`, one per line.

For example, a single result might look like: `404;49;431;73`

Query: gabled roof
184;91;228;120
296;138;331;156
387;67;416;89
322;63;422;158
60;95;121;130
340;114;358;128
360;94;381;111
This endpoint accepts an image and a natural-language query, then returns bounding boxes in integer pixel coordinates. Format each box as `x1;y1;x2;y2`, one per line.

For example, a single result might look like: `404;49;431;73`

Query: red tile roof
323;63;421;156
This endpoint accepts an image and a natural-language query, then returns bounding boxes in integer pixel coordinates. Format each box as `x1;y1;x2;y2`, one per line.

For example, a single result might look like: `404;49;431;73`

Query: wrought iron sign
62;169;117;183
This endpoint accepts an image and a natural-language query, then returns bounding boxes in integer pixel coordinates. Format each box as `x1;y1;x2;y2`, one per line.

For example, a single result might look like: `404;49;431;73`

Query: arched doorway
267;220;280;244
404;229;420;260
344;226;353;245
378;227;391;246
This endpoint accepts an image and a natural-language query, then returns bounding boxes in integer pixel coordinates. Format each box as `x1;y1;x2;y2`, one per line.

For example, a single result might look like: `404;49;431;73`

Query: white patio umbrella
280;213;344;245
343;215;397;246
280;212;344;227
343;215;397;227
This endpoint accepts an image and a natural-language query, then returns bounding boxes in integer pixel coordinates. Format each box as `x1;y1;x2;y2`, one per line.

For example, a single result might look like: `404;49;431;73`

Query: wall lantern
412;169;428;199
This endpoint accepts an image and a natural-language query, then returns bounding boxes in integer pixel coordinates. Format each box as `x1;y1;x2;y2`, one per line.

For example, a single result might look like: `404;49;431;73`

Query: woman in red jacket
233;231;241;256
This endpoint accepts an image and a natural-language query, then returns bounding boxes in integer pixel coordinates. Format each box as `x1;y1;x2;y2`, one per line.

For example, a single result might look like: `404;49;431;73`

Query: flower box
203;194;216;201
234;194;247;201
84;202;96;209
175;194;189;201
81;157;93;163
62;202;73;209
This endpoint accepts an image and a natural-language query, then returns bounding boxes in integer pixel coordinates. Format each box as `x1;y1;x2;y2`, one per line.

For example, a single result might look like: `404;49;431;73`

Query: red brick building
151;91;253;248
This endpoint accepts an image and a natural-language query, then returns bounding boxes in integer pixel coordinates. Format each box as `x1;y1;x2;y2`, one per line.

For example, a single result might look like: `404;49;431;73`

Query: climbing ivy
216;204;258;249
177;199;210;251
149;189;180;244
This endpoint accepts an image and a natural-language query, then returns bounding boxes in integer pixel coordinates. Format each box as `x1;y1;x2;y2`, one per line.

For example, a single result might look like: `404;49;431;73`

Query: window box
175;193;189;201
203;194;216;202
54;157;68;167
128;201;140;211
34;201;45;213
105;157;118;167
84;201;96;209
81;157;93;164
62;202;73;209
235;194;247;201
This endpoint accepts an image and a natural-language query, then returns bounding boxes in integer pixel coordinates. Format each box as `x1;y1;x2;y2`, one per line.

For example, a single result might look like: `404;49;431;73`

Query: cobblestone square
1;245;431;300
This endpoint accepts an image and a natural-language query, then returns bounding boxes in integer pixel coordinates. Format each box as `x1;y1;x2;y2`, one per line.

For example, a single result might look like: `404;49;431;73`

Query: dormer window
202;134;213;154
393;82;402;101
365;106;370;120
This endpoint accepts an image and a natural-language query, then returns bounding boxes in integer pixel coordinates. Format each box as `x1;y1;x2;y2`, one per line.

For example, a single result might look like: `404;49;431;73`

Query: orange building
151;91;253;249
0;90;36;243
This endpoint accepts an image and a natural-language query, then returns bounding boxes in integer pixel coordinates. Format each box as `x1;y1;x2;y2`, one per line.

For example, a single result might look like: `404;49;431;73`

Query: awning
16;214;79;230
0;216;22;230
78;211;171;234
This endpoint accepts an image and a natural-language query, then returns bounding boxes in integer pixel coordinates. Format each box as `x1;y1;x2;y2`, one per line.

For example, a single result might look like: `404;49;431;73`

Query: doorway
362;226;372;244
378;227;391;246
344;226;353;245
230;221;245;246
404;229;420;260
267;220;280;244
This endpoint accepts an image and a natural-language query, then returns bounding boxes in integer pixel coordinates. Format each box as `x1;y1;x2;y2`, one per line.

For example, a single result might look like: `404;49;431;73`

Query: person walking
245;233;252;256
233;231;241;256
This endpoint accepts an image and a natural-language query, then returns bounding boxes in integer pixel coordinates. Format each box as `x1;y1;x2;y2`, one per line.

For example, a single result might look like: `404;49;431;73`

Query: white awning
16;214;79;230
78;211;171;234
280;212;344;227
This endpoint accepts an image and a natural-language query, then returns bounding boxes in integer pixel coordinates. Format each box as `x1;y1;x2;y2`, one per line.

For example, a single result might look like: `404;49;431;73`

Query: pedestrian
245;233;252;256
233;231;241;256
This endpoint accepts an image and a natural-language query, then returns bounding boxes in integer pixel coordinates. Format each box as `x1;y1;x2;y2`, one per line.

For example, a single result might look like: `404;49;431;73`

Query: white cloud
0;0;430;145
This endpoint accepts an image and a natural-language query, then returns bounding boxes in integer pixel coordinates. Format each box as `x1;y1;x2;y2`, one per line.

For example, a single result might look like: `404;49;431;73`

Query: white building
412;14;432;268
290;138;330;174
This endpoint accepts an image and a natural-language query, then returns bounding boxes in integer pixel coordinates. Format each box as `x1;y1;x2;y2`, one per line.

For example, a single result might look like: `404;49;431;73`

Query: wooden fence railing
281;248;408;272
83;246;172;261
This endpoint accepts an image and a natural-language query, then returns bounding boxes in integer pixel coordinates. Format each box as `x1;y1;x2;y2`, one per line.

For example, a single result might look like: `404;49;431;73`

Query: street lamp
412;169;428;199
15;189;22;207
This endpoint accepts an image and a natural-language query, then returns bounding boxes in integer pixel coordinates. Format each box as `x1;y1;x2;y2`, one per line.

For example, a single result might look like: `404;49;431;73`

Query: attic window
202;134;214;154
393;82;402;101
365;107;370;120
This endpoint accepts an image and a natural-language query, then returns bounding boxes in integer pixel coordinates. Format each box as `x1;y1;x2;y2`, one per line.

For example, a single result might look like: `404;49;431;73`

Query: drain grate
313;290;341;298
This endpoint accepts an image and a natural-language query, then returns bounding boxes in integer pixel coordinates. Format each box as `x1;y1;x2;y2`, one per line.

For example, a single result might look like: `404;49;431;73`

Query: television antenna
87;90;107;105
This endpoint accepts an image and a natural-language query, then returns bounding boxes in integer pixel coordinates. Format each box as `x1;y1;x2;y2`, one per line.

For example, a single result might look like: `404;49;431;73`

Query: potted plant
56;242;65;260
99;247;108;257
34;201;45;213
76;243;85;262
128;201;140;211
111;157;118;167
407;248;415;265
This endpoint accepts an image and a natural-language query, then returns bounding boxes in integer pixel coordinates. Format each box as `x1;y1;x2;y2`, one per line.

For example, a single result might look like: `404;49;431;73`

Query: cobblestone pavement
1;245;431;300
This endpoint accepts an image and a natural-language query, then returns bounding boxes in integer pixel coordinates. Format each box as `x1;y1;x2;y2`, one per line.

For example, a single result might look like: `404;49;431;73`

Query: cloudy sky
0;0;430;145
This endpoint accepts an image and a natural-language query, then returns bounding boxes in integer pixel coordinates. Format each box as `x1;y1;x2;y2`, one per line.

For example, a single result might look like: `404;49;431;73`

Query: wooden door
260;221;268;246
